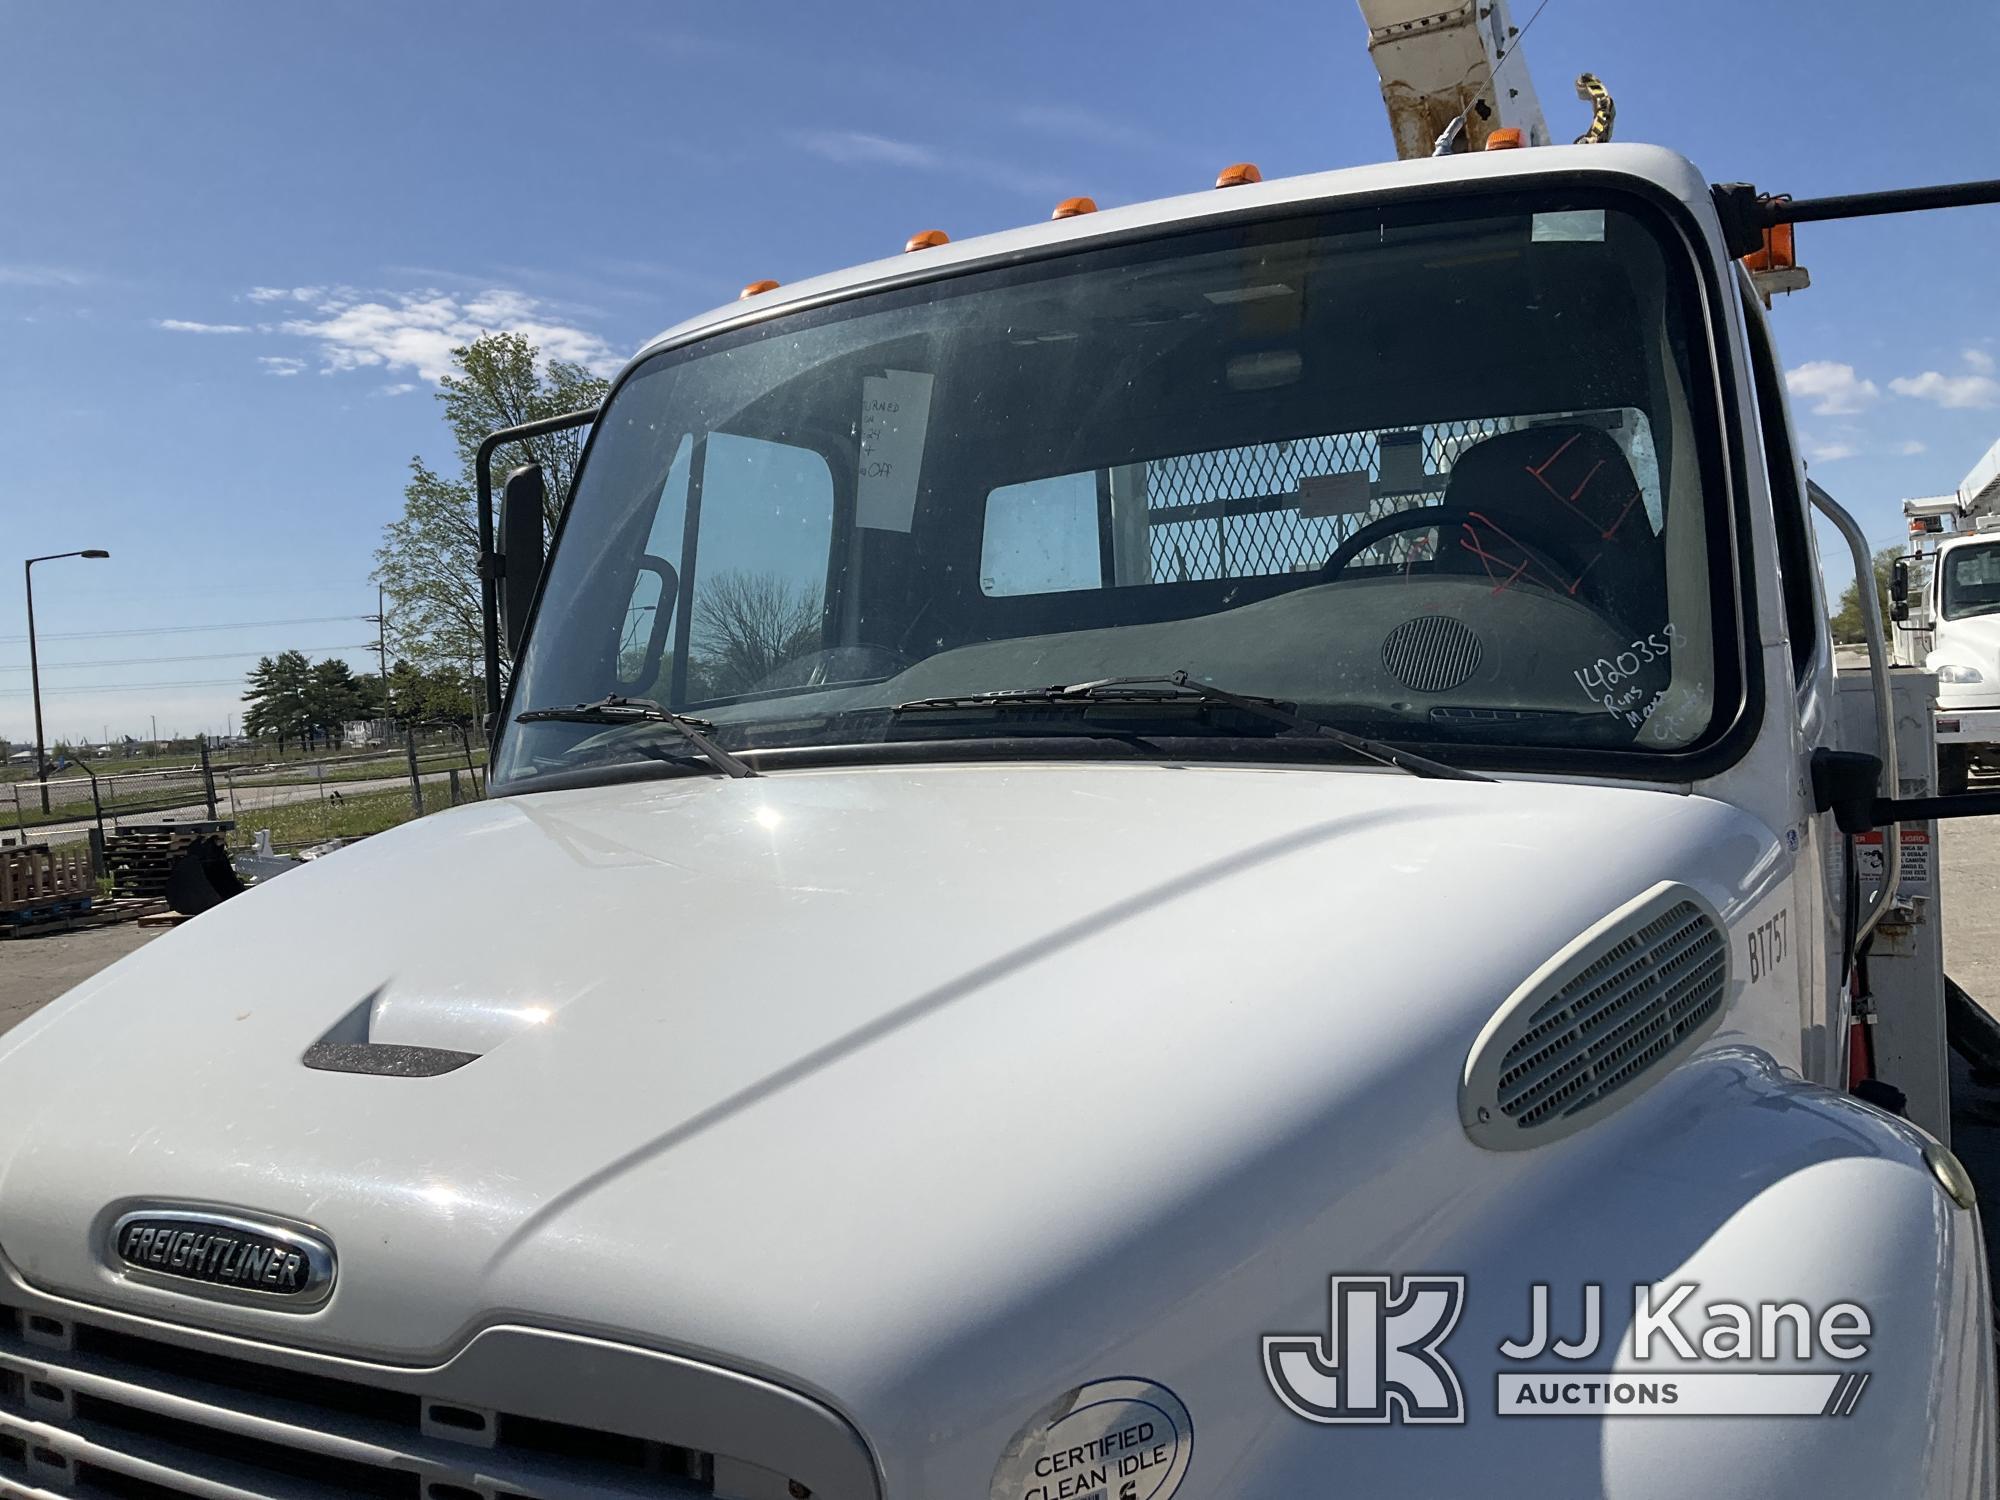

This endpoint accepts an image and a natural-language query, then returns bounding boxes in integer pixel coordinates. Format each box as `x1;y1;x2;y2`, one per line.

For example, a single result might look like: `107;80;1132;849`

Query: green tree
303;659;382;747
372;332;609;677
385;658;480;726
1830;546;1902;644
244;653;382;749
242;650;313;750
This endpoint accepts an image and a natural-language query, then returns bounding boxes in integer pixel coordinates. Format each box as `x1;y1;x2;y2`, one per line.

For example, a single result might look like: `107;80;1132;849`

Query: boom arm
1355;0;1550;159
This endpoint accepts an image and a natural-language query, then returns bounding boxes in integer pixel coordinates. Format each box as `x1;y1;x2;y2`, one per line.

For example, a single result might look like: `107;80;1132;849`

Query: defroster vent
1461;882;1731;1149
1381;615;1482;693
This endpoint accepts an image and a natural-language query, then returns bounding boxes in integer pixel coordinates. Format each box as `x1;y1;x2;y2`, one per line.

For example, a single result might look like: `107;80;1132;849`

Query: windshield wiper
515;695;758;779
894;672;1491;782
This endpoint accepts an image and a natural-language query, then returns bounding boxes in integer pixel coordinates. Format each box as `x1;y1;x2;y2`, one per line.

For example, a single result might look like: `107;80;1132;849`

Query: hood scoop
1461;881;1730;1149
302;983;564;1078
303;1039;477;1077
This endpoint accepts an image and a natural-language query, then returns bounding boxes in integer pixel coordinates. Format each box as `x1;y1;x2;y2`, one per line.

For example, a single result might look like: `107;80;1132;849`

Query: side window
1741;289;1821;680
626;431;836;701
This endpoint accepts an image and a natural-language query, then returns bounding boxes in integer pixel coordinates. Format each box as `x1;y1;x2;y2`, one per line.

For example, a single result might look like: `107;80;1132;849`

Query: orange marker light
739;279;780;299
905;229;950;252
1484;128;1525;150
1052;196;1098;220
1214;163;1262;188
1742;221;1796;274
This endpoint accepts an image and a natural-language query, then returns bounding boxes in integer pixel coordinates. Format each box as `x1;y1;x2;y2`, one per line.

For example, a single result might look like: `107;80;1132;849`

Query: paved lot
1943;812;2000;1008
1;924;163;1030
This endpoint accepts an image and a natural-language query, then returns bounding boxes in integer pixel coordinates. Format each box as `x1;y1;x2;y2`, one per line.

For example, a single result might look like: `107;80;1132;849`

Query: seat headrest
1443;424;1648;546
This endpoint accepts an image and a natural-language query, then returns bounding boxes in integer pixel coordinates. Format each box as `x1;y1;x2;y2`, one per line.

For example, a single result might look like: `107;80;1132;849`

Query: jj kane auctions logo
1264;1276;1873;1422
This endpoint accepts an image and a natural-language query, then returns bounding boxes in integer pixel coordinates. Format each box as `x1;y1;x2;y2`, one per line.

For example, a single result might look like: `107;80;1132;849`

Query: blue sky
2;0;1995;746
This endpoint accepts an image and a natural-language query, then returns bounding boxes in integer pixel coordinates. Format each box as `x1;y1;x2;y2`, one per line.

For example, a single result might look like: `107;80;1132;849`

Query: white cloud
1805;438;1858;463
794;129;939;169
277;287;619;383
1784;360;1878;415
1964;348;1996;375
790;127;1066;198
1014;104;1157;152
156;318;251;334
0;264;91;288
1889;370;2000;409
1897;439;1927;456
380;382;417;396
258;356;305;377
248;286;326;304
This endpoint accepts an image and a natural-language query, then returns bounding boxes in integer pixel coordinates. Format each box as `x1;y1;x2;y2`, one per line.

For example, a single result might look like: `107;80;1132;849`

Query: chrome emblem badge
109;1209;335;1305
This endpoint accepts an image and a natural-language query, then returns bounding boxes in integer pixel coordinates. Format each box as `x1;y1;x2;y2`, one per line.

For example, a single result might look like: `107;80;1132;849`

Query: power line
0;644;377;674
0;676;255;697
0;614;368;644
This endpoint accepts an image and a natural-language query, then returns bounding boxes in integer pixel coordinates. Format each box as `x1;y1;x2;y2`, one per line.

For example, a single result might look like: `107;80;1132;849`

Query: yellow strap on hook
1574;73;1615;144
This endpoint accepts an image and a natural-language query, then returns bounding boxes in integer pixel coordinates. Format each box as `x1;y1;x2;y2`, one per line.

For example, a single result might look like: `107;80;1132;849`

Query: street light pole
24;548;110;814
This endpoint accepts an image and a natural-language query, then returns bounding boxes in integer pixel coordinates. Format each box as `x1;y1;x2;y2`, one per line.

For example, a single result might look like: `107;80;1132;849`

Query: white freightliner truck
11;10;2000;1500
1896;437;2000;792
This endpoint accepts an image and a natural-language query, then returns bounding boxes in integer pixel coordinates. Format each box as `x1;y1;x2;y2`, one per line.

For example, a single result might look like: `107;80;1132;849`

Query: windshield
498;190;1734;786
1942;540;2000;622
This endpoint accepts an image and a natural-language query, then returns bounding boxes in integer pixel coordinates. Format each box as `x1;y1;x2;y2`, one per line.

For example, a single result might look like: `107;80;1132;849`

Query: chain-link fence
1143;417;1520;582
2;728;486;851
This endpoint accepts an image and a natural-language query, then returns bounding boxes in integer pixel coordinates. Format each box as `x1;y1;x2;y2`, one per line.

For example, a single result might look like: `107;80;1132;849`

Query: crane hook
1574;73;1615;144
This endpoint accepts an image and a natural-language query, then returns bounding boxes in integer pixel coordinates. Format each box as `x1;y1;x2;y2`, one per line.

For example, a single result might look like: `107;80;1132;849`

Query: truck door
1739;278;1843;1085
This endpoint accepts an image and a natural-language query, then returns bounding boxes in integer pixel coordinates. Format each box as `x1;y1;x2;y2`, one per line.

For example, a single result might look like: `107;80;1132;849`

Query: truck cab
2;143;1994;1498
1898;464;2000;792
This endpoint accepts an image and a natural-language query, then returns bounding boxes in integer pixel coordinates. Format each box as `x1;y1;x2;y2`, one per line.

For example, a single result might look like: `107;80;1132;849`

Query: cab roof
630;142;1719;371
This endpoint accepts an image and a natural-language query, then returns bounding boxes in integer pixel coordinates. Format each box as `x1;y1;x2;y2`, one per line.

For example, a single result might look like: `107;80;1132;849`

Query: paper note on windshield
858;370;934;532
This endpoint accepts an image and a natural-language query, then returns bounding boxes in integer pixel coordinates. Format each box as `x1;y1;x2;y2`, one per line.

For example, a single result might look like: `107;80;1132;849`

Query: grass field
234;785;459;848
0;743;485;834
223;749;485;791
2;739;484;786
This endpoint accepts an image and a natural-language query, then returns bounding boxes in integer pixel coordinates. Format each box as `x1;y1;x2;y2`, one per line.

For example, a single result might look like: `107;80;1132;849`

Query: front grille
0;1302;798;1500
1496;899;1727;1128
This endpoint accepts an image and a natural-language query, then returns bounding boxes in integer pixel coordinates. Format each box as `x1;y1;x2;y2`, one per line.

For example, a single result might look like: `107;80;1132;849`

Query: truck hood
1930;612;2000;706
0;762;1785;1418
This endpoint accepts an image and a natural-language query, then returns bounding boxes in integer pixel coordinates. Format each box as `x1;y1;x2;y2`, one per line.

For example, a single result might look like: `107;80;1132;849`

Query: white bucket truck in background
1896;436;2000;791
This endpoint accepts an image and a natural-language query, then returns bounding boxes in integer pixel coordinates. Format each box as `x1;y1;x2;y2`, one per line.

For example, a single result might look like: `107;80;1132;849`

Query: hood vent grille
1462;882;1730;1149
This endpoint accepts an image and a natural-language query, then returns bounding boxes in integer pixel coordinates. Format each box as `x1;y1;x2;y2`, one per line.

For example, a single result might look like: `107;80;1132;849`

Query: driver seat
1436;423;1664;620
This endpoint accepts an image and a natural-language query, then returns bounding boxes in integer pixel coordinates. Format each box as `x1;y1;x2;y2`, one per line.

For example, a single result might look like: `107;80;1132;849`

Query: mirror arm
1808;479;1899;945
1873;789;2000;826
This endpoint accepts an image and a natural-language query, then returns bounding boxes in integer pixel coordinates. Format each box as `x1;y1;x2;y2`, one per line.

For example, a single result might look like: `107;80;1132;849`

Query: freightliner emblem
108;1209;335;1305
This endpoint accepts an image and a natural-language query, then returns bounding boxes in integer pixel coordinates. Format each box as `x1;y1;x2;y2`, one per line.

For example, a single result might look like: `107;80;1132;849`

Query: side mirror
1817;745;2000;829
1888;559;1912;623
498;464;547;657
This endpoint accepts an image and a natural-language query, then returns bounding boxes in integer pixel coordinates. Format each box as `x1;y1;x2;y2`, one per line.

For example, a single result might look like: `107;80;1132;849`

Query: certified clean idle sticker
991;1377;1192;1500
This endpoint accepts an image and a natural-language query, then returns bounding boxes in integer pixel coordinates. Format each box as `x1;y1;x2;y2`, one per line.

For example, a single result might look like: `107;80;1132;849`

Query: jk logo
1263;1274;1466;1425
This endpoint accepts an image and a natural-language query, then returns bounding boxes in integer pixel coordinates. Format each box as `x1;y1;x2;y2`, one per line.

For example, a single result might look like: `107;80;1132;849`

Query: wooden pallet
103;824;231;902
0;842;92;914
